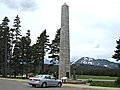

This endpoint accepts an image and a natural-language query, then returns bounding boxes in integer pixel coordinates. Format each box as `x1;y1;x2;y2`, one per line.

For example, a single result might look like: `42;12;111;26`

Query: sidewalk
63;84;120;90
0;78;120;90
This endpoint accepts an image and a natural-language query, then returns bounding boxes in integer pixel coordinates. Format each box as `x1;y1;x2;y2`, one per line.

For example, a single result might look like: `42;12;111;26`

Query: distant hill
44;57;119;76
73;57;119;68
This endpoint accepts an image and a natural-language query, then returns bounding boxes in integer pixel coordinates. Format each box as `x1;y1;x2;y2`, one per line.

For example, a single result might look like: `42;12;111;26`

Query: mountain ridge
74;57;119;68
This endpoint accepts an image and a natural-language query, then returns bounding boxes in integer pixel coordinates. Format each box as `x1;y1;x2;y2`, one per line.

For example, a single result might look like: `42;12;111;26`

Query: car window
34;75;43;78
44;76;51;79
50;76;55;79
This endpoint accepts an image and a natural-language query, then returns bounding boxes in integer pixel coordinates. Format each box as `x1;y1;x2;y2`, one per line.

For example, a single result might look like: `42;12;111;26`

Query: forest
0;15;60;78
46;64;120;77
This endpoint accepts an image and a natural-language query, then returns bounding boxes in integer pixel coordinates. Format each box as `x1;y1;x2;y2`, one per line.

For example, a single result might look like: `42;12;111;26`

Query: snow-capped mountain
74;57;119;68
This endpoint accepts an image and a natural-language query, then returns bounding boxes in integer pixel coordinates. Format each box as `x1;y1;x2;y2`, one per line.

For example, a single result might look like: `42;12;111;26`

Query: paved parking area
0;78;120;90
0;79;89;90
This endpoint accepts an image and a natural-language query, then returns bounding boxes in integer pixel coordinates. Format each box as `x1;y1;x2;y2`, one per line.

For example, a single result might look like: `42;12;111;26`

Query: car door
49;75;58;86
44;76;52;86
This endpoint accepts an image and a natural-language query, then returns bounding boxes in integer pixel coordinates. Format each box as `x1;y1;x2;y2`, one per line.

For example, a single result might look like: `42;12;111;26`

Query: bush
90;81;116;87
114;77;120;87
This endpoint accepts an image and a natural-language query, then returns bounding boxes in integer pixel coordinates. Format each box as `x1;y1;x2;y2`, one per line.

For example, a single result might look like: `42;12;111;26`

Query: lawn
90;81;120;88
73;75;118;80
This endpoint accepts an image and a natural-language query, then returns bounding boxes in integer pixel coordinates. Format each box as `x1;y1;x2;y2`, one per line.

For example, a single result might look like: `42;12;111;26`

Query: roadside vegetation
90;81;120;88
74;75;118;80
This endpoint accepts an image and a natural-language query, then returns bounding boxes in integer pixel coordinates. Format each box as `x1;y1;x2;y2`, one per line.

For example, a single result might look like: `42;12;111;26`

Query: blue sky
0;0;120;62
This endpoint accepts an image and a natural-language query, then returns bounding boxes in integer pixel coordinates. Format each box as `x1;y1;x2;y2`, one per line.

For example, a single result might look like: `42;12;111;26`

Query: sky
0;0;120;62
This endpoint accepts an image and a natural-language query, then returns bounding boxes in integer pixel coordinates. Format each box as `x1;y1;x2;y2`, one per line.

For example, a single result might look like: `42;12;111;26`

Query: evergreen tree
7;28;14;77
25;30;31;78
0;26;2;74
19;36;26;77
19;30;31;78
112;38;120;62
0;17;10;77
0;24;4;75
34;29;50;74
49;28;60;63
112;38;120;75
31;44;38;74
13;15;21;41
12;15;21;77
48;28;60;74
112;38;120;86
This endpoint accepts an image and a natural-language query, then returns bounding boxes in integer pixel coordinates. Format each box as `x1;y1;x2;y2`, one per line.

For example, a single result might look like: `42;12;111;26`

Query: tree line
0;15;60;78
43;64;120;77
73;66;120;77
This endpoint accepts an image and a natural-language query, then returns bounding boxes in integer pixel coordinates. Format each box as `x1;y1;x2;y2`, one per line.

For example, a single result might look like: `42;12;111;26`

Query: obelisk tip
63;2;67;6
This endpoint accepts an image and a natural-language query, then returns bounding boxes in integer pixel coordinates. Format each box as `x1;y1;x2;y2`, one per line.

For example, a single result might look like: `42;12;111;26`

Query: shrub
90;81;115;87
114;77;120;87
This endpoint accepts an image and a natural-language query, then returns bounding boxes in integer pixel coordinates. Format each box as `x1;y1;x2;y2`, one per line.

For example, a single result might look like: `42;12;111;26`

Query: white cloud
0;0;37;11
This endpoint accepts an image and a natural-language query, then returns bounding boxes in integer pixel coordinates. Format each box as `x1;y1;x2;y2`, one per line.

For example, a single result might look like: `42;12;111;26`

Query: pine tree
49;28;60;63
112;38;120;86
23;30;31;78
13;15;21;41
0;17;10;77
31;44;38;74
48;28;60;74
7;28;14;77
0;24;4;76
18;30;31;78
12;15;21;77
34;29;50;74
112;38;120;62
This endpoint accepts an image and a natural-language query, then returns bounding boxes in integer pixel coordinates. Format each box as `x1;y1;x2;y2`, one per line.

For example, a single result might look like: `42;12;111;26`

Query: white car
28;75;62;88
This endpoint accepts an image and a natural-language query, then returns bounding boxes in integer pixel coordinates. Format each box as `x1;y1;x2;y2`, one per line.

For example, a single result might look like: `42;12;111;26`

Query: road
0;79;89;90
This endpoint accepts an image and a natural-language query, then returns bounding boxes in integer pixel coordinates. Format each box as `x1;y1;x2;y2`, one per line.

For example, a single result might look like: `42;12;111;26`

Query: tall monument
59;3;70;79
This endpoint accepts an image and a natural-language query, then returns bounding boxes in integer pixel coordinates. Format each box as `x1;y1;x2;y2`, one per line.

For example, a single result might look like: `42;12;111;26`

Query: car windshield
34;75;43;78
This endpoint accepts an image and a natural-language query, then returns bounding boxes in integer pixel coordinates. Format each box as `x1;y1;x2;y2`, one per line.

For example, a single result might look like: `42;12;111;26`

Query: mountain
74;57;119;68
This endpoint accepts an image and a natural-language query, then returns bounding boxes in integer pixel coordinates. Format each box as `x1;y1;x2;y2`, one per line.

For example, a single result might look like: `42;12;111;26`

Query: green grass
72;75;118;80
90;81;120;88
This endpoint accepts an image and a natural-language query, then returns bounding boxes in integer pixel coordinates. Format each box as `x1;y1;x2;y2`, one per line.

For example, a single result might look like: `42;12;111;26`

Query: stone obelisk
59;3;70;79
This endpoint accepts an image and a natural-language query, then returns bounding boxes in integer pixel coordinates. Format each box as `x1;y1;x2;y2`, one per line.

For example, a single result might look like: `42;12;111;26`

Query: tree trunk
3;30;8;77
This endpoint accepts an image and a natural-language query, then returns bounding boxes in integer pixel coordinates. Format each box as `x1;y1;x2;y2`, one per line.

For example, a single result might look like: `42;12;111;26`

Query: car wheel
41;82;47;88
57;82;62;87
32;84;36;87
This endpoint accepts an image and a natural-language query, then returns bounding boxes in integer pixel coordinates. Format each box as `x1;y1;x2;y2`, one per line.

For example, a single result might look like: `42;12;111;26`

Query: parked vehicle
28;75;62;88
